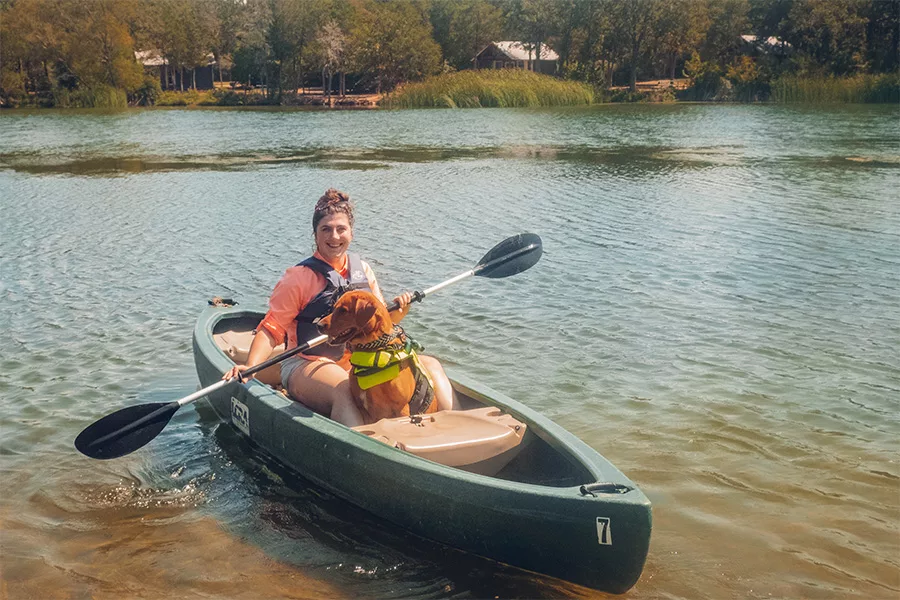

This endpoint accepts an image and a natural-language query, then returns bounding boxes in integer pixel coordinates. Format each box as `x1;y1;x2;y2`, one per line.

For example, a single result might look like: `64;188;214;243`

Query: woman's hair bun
313;188;354;230
315;188;351;213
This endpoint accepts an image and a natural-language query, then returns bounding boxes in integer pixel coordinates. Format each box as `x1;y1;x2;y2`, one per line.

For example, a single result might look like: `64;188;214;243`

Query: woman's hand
393;291;413;308
222;365;252;382
390;291;413;324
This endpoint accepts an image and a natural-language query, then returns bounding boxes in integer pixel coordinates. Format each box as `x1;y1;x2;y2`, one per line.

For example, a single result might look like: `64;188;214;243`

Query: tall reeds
770;73;899;103
52;85;129;108
383;69;594;108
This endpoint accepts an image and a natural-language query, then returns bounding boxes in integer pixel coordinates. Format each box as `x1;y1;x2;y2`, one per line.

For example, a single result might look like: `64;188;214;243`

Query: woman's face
315;212;353;263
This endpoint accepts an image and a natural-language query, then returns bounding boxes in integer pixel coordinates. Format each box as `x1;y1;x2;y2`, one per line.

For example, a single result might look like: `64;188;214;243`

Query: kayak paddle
75;232;543;459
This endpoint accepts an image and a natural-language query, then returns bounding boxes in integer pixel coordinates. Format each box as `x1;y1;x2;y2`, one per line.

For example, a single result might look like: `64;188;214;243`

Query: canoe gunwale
196;306;641;494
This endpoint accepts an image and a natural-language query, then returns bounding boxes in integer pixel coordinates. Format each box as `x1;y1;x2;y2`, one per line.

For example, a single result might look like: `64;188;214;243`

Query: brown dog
316;290;439;424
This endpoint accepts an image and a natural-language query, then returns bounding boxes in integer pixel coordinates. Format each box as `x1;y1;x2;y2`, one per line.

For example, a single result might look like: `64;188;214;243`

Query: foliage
1;0;144;105
430;0;503;71
2;0;898;108
383;69;593;108
770;73;900;103
681;51;730;101
350;0;442;93
132;75;162;106
726;56;767;101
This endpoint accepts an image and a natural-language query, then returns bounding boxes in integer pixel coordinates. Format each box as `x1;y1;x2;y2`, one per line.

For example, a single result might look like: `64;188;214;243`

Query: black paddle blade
74;401;179;460
474;233;543;279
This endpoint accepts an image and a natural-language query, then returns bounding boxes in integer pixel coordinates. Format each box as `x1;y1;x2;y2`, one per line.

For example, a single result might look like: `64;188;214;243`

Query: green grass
383;69;594;108
770;73;899;103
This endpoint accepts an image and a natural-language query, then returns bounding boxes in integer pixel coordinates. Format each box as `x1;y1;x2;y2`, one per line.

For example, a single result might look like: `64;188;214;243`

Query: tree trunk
180;67;185;92
192;68;196;90
327;70;333;104
340;72;345;97
630;42;639;92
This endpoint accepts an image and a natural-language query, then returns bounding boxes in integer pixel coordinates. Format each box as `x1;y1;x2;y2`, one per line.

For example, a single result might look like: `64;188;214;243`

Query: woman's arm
223;328;277;381
223;327;278;381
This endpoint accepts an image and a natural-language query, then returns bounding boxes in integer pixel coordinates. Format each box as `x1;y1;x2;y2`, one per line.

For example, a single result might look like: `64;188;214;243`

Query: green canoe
193;305;652;594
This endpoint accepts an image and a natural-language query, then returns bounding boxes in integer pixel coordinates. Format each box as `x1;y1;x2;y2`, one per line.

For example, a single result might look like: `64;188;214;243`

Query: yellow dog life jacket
350;339;436;414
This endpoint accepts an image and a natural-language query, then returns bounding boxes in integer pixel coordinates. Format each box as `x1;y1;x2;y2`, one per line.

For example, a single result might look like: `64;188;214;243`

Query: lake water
1;104;898;599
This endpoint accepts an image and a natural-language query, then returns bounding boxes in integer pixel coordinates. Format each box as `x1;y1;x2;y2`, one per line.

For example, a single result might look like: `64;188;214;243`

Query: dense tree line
1;0;897;106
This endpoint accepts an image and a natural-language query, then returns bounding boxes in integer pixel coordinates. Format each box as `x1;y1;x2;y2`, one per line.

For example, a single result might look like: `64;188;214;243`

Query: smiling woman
222;188;456;426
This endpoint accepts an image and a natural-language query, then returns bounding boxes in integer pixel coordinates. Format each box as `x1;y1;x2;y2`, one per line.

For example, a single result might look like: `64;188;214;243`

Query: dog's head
316;290;393;348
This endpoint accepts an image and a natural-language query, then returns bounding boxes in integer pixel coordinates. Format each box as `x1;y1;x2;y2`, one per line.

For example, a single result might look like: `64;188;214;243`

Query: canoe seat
213;329;286;388
353;407;527;476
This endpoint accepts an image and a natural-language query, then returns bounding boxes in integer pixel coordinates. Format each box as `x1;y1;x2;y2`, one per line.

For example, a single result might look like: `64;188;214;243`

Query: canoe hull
193;306;651;593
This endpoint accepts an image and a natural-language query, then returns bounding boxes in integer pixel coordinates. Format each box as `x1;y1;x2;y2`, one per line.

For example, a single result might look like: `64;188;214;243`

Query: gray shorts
280;355;311;391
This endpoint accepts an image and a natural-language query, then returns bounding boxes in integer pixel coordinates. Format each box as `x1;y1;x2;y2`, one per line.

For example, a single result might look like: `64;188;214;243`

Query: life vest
350;336;436;415
295;253;372;360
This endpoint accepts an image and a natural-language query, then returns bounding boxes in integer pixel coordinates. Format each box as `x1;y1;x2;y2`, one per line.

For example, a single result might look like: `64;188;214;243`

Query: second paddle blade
74;401;179;460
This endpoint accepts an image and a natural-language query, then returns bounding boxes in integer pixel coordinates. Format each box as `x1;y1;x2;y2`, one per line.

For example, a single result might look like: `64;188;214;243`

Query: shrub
213;89;244;106
133;75;161;106
681;53;732;101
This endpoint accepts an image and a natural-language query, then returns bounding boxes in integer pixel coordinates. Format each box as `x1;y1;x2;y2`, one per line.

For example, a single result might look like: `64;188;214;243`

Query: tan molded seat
353;407;527;476
214;329;286;388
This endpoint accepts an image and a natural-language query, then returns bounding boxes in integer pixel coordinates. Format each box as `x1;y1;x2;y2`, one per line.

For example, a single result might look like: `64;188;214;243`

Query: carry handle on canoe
74;233;543;460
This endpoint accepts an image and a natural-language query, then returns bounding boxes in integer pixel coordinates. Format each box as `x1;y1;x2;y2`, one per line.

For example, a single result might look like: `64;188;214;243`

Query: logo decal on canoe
596;517;612;545
231;397;250;436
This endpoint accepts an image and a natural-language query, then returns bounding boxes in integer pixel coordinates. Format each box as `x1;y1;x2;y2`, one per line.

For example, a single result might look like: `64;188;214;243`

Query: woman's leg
418;355;459;411
285;359;365;427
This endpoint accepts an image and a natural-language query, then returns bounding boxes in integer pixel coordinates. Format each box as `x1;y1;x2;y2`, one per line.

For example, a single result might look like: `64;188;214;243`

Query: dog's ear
355;299;379;329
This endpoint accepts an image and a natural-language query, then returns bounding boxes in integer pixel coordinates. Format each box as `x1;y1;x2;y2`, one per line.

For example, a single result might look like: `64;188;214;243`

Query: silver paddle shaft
178;333;330;407
421;270;474;297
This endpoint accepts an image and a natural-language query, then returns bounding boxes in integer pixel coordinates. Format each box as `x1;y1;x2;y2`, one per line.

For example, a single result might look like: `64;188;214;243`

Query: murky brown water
2;104;898;598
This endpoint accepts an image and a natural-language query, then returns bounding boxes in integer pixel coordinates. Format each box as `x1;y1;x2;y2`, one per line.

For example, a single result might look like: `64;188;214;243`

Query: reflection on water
1;103;898;599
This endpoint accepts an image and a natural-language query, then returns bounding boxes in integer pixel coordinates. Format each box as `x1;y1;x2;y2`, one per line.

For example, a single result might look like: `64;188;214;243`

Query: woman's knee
419;355;457;411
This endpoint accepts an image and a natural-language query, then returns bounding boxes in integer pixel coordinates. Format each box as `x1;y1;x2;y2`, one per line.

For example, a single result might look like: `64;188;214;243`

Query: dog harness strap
407;352;436;415
295;252;371;359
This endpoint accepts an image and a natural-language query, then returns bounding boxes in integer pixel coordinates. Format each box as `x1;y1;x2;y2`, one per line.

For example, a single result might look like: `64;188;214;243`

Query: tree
350;0;441;93
315;19;347;101
502;0;561;72
208;0;245;83
782;0;868;75
430;0;503;70
1;0;143;104
864;0;899;73
266;0;328;100
701;0;750;67
655;0;709;80
610;0;664;90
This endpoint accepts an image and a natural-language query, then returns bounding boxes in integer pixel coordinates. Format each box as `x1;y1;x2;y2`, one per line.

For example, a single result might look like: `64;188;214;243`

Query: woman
224;188;456;427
